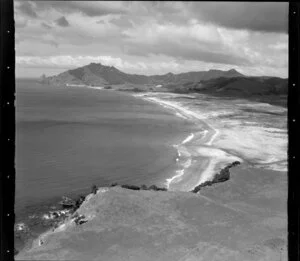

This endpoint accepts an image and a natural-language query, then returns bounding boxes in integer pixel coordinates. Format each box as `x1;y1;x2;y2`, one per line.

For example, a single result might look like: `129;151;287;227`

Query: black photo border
0;1;299;260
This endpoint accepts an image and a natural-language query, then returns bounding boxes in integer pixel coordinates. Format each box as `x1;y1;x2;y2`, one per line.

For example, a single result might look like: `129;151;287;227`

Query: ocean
15;79;197;250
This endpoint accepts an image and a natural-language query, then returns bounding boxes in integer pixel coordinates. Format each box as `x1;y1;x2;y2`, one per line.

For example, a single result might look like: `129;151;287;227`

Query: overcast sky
15;1;288;78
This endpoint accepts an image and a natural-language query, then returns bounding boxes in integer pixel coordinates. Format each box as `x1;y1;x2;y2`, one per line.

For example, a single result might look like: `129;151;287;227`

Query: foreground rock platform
16;165;287;261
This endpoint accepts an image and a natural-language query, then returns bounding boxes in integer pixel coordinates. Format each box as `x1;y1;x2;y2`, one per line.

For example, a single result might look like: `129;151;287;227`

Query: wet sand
133;92;287;192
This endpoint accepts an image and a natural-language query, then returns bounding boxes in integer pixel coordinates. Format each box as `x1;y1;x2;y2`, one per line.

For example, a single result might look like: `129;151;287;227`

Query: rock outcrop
16;165;287;261
191;161;241;193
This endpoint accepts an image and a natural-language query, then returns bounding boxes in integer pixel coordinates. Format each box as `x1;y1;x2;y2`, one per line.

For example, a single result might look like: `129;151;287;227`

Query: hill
167;76;288;95
43;63;244;86
16;167;287;260
163;76;287;107
42;63;287;106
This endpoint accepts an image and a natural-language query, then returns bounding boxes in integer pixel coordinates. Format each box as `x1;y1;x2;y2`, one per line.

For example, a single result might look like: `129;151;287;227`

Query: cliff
16;165;287;261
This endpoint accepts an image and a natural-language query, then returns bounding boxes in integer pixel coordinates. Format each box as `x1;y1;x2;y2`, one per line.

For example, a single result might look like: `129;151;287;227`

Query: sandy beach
133;92;287;191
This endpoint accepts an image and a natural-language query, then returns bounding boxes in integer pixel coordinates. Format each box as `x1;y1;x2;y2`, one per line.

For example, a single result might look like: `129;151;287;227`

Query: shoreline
132;92;243;192
15;86;287;260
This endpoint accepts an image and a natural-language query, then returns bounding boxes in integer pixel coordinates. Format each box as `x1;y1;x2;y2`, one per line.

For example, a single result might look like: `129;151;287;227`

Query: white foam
165;169;185;188
42;214;51;220
87;86;104;90
205;129;219;146
182;133;195;144
138;93;287;189
213;125;287;171
166;151;192;188
176;112;188;120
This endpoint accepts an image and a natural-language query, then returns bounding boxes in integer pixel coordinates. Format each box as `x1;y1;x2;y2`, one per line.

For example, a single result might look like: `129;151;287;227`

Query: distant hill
190;76;287;95
163;76;287;107
42;62;287;106
43;62;244;86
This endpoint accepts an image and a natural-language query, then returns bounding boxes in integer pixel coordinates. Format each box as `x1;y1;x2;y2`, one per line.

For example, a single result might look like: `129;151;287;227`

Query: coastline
132;91;287;191
15;88;288;260
16;167;287;260
132;92;243;192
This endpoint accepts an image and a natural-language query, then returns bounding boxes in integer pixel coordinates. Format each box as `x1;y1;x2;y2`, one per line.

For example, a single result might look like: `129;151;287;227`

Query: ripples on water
15;79;196;251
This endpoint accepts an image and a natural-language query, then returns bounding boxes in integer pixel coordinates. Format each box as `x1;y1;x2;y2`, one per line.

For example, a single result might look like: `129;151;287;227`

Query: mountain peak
46;63;246;86
88;62;102;67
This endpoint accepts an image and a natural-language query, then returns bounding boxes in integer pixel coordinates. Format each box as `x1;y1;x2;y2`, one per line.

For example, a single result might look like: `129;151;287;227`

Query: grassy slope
16;165;287;261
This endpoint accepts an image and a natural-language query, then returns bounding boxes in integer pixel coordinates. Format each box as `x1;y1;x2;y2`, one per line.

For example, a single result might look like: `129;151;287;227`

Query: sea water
15;79;196;249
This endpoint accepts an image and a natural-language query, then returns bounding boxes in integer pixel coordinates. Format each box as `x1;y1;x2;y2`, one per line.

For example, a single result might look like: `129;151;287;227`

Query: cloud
109;16;133;29
269;42;288;51
34;1;127;17
41;22;52;30
16;1;38;18
15;2;288;78
16;55;149;73
55;16;70;27
15;16;28;28
122;21;251;66
188;2;288;33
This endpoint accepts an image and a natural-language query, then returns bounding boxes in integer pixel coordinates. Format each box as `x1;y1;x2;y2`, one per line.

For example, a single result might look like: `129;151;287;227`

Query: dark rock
148;185;167;191
91;185;98;194
120;184;167;191
140;184;148;190
190;161;241;193
231;161;241;167
74;215;88;226
73;195;85;211
121;184;140;190
214;168;230;183
59;196;76;208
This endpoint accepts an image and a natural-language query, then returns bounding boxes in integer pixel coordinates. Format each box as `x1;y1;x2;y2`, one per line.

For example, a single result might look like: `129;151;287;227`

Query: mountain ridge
42;62;288;106
44;62;246;86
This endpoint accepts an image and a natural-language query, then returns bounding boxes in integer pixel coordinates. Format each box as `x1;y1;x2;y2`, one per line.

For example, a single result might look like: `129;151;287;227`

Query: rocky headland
16;161;287;261
41;62;287;108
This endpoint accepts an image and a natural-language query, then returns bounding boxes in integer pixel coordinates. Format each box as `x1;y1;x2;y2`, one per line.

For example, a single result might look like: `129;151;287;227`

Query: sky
15;1;288;78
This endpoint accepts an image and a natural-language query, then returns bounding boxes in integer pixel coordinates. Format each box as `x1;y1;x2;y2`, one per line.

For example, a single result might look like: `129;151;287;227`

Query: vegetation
132;87;144;92
74;195;86;211
121;184;141;190
74;214;88;225
191;161;240;193
148;185;167;191
113;183;168;191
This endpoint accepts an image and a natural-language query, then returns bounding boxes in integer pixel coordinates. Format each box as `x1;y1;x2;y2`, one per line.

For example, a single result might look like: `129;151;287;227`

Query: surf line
135;94;224;189
141;94;220;147
182;133;194;144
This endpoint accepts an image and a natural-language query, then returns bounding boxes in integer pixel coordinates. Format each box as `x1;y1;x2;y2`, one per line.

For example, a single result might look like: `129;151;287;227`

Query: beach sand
133;92;287;191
